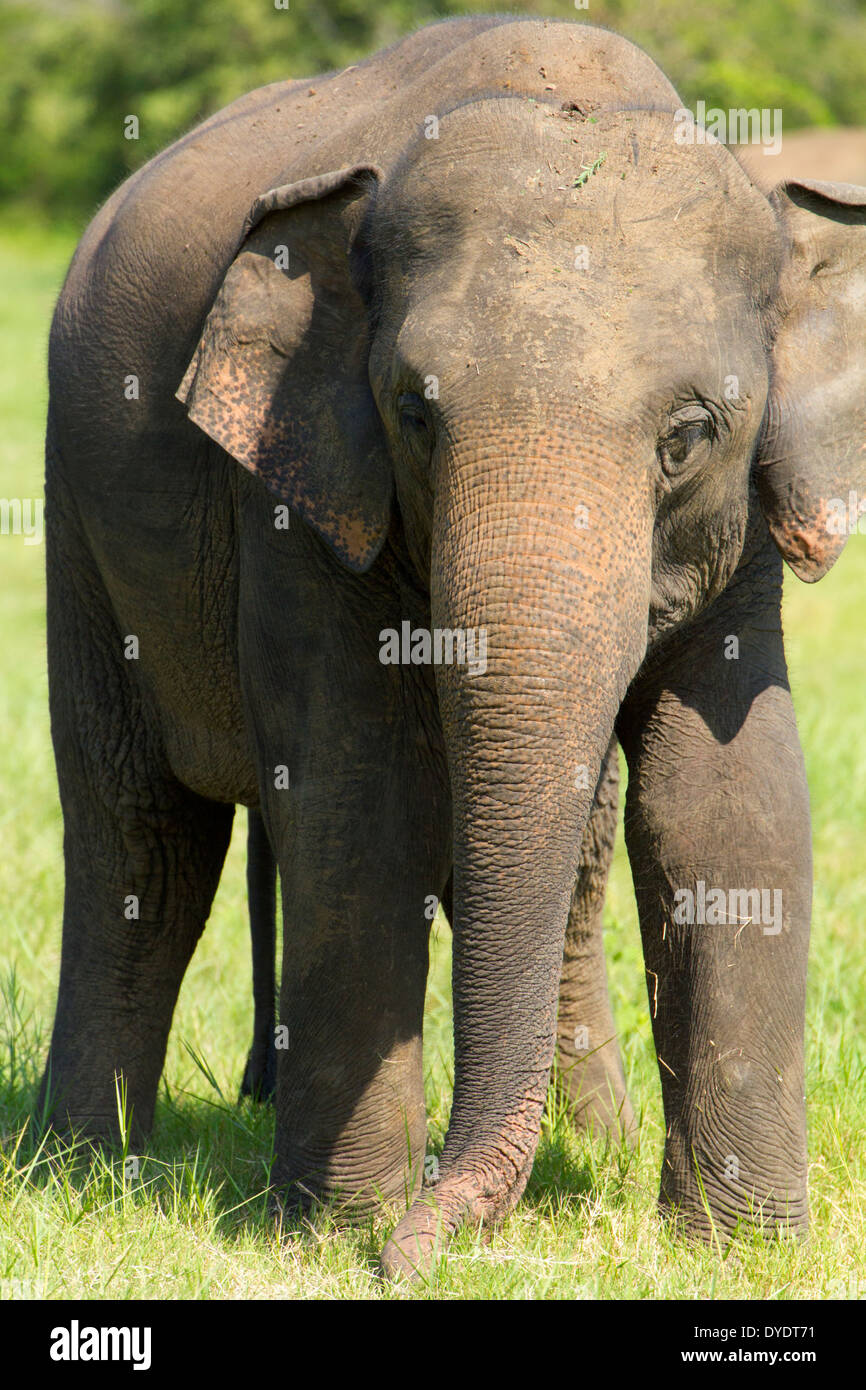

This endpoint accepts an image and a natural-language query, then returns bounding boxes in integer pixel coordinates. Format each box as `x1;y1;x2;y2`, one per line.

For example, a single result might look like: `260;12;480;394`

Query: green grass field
0;212;863;1300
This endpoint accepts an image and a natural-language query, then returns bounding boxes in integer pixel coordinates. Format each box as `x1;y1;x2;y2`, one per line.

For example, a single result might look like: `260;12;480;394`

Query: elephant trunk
428;422;649;1224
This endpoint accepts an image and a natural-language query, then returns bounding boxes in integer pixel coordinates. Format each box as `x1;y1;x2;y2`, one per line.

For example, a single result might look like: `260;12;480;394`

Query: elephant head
756;177;866;579
176;97;865;1264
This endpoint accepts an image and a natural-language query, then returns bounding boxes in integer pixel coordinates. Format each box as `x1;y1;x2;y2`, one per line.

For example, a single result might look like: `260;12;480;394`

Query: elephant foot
556;1052;636;1147
564;1075;637;1146
37;1109;130;1150
36;1065;154;1151
658;1142;809;1245
270;1143;426;1231
238;1038;276;1103
659;1188;809;1244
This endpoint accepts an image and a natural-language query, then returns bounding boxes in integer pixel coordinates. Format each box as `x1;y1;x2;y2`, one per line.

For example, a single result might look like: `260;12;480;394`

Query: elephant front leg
249;647;451;1217
619;605;811;1239
556;735;635;1140
265;774;450;1216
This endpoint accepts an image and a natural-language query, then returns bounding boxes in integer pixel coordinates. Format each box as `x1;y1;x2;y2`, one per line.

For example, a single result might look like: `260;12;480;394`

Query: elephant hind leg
40;472;233;1145
556;735;635;1141
240;807;278;1103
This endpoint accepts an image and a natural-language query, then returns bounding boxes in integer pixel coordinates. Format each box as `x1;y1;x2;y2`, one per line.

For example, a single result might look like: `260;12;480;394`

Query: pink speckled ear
177;165;391;573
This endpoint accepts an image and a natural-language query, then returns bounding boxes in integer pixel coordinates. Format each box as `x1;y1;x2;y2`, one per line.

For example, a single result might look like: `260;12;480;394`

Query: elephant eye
397;391;432;440
657;406;715;474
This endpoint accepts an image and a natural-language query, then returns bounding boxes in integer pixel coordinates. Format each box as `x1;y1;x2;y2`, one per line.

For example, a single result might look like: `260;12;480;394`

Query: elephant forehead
383;102;767;227
377;100;774;272
382;230;760;403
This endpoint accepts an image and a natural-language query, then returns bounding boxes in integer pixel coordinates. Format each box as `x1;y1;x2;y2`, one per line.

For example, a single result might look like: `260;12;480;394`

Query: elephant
240;808;278;1102
41;14;866;1280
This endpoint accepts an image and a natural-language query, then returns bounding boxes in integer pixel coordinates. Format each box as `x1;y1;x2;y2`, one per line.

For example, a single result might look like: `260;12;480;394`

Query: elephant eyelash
657;410;717;473
397;391;431;426
396;392;435;462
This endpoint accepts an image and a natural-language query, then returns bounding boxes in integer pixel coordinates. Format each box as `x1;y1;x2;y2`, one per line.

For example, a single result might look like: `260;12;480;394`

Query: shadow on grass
521;1082;643;1220
0;1029;386;1277
0;974;637;1279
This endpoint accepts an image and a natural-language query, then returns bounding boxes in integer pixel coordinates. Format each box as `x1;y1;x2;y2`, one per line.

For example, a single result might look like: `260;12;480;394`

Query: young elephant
42;16;866;1278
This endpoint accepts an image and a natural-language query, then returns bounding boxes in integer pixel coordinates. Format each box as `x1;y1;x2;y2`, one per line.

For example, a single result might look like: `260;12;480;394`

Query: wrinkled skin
42;17;866;1280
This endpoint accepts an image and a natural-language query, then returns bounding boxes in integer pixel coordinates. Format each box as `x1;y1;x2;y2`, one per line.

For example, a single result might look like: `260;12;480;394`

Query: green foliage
1;0;866;220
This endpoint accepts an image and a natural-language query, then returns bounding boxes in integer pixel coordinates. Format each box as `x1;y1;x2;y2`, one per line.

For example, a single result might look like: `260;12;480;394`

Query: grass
0;209;864;1300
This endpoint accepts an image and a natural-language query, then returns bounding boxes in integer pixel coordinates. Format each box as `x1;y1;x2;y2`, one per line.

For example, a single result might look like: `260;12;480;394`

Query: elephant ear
756;178;866;581
177;165;391;572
